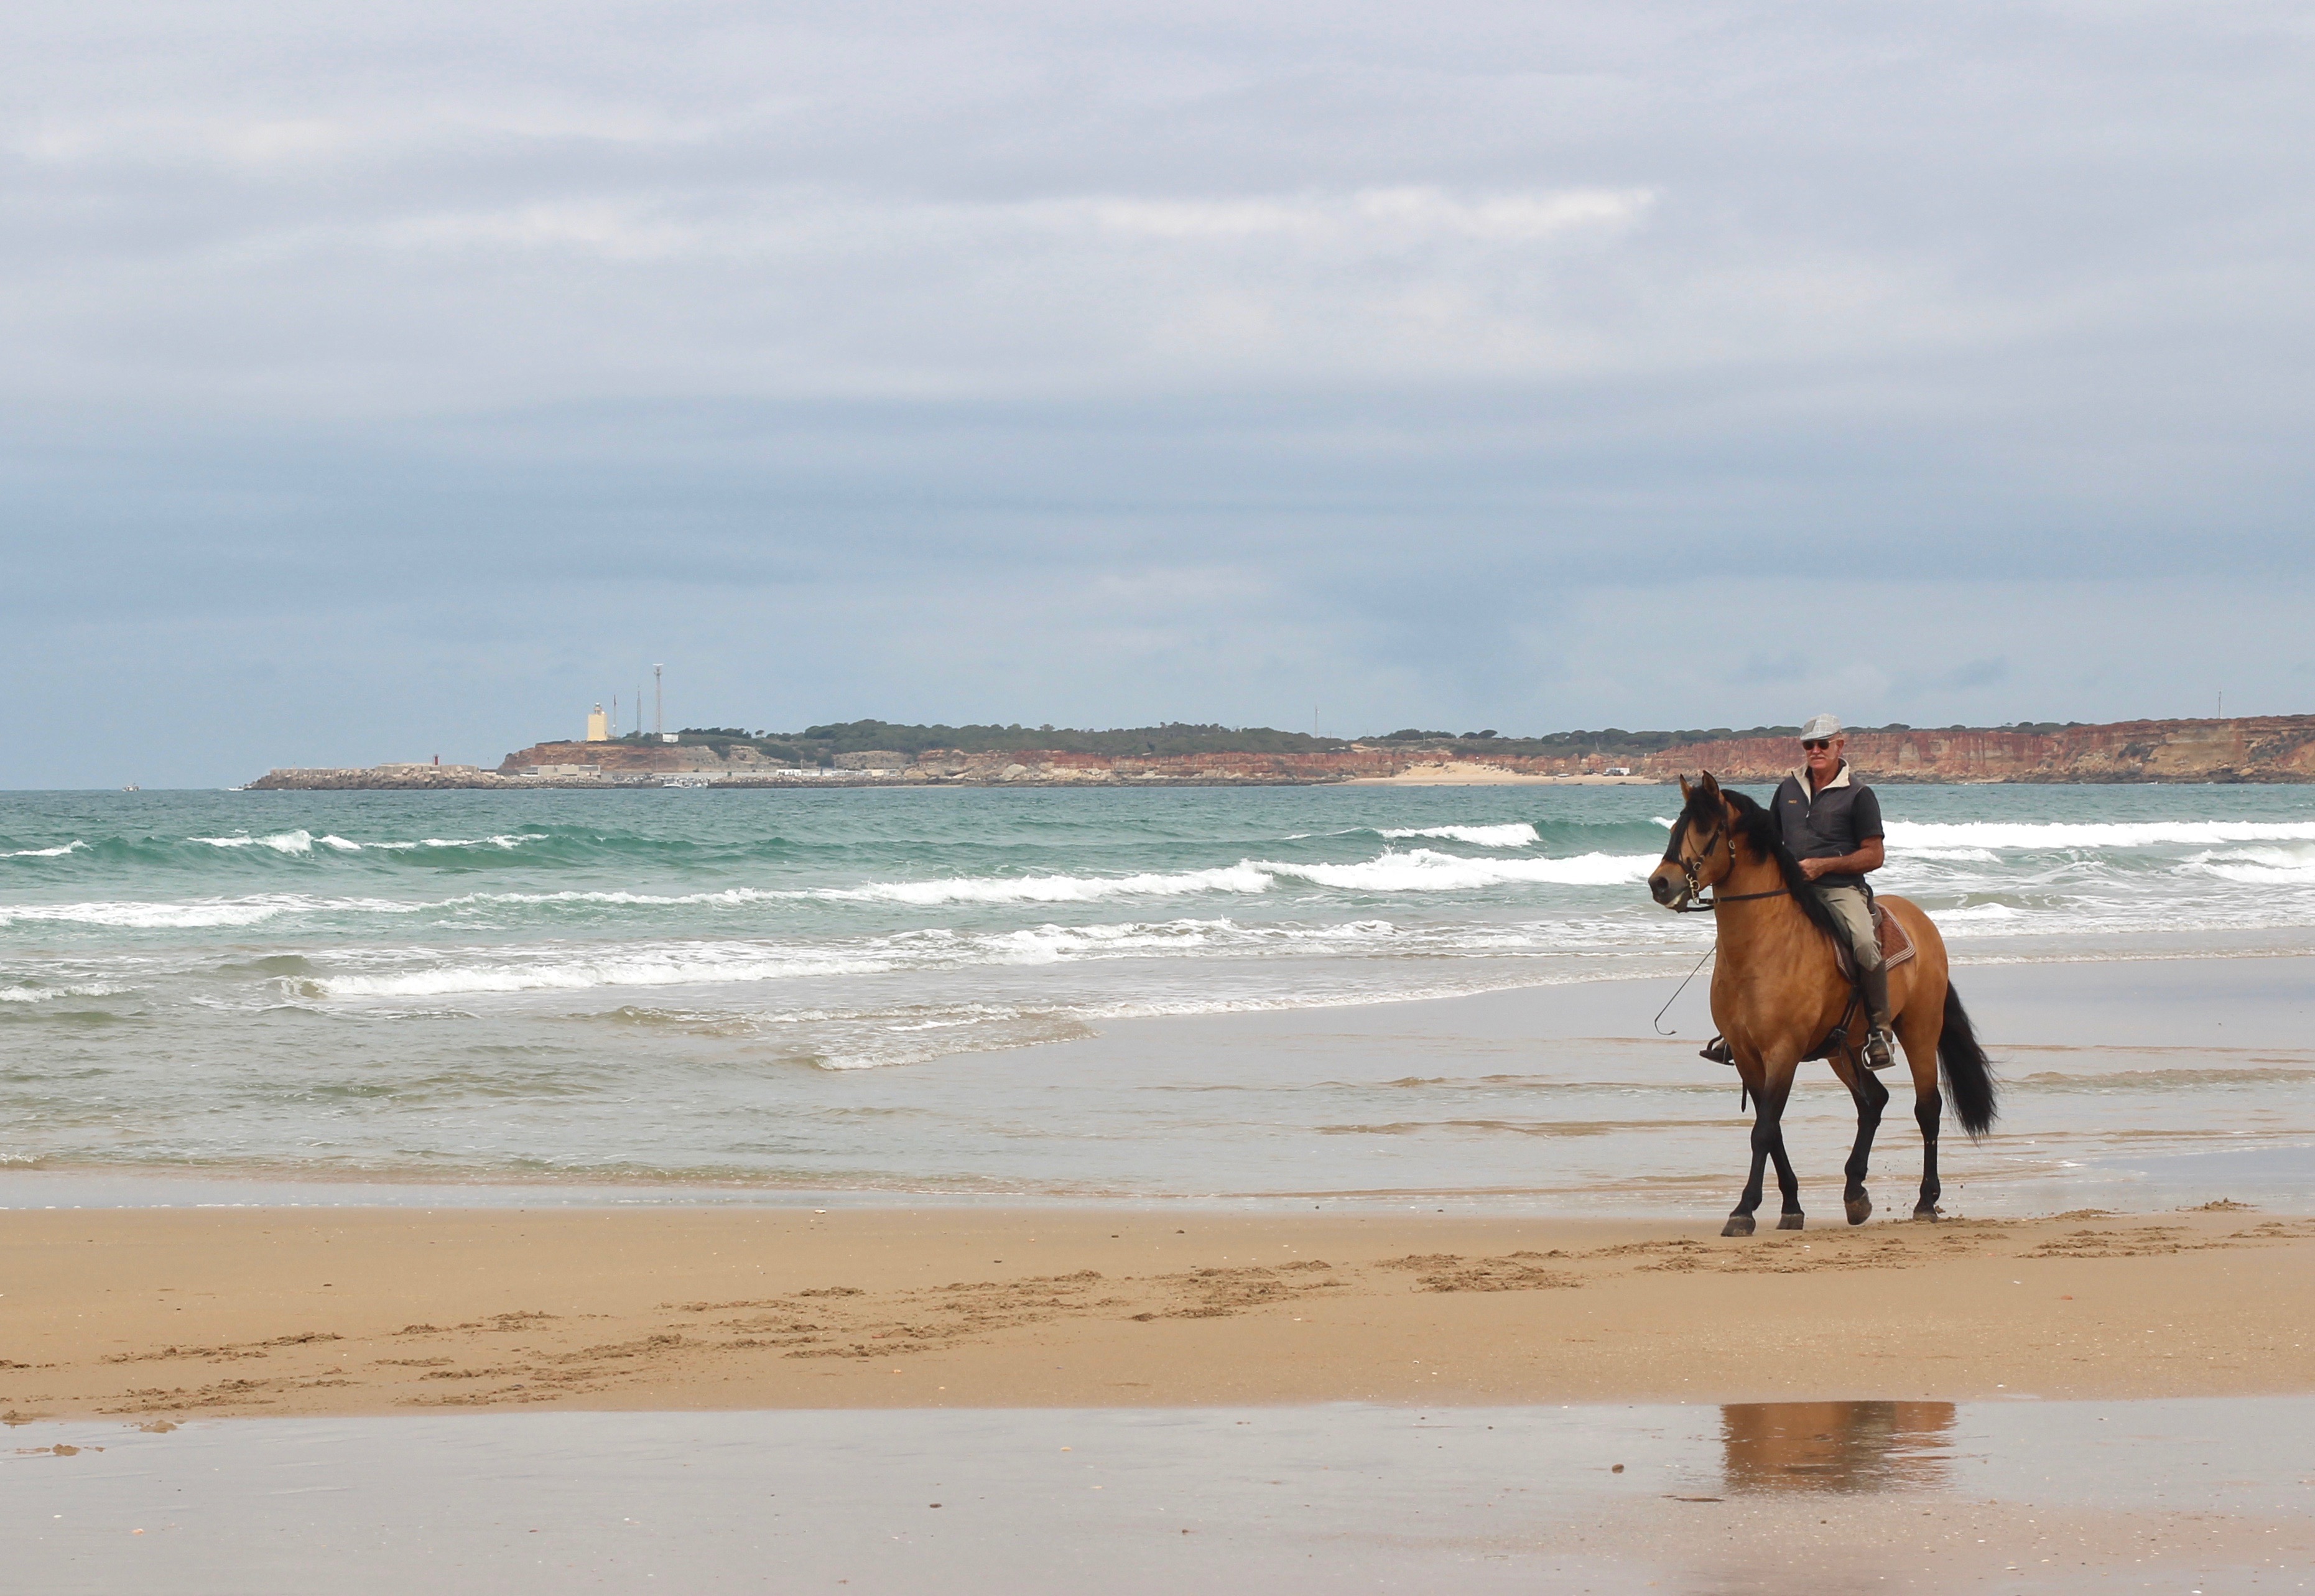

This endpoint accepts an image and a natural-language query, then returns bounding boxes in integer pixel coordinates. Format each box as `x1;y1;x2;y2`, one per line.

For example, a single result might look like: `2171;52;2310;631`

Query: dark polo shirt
1774;763;1885;889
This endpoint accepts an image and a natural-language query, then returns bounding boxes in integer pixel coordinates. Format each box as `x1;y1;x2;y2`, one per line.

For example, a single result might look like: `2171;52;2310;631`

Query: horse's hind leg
1835;1054;1890;1225
1913;1088;1944;1217
1897;998;1944;1218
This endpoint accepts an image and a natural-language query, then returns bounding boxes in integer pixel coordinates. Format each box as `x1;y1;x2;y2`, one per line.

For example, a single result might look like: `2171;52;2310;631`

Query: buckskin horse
1648;772;1997;1235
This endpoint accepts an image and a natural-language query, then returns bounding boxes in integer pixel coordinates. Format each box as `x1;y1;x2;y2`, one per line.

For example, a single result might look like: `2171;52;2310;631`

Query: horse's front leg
1725;1062;1800;1236
1830;1051;1890;1225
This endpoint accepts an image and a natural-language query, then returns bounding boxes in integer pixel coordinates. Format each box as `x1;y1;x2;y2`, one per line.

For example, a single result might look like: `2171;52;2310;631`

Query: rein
1674;886;1789;913
1668;827;1793;912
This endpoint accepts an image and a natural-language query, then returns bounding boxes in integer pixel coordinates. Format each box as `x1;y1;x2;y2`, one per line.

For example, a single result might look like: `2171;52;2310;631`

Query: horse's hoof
1845;1194;1872;1227
1912;1205;1941;1222
1776;1213;1805;1232
1722;1215;1756;1238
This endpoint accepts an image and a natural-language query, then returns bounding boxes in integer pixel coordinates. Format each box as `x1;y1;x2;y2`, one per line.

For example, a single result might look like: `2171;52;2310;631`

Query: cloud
3;0;2313;784
1939;657;2010;690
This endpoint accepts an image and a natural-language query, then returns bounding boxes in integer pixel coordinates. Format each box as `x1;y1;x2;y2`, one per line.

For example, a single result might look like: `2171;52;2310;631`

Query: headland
244;713;2315;789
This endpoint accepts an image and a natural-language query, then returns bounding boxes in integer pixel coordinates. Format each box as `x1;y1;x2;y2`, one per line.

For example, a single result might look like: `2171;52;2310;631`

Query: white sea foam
1260;849;1655;891
2183;845;2315;885
193;830;338;853
823;863;1277;906
2;840;87;858
0;894;422;929
14;849;1666;930
299;916;1585;1004
975;916;1404;964
1883;820;2315;850
1660;814;2315;853
191;830;542;854
1931;902;2024;922
825;850;1653;904
437;886;796;910
358;833;546;851
0;981;126;1003
1376;823;1540;848
310;947;896;998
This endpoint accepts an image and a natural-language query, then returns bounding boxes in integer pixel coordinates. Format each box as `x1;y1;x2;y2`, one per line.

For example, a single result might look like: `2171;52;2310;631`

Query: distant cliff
243;714;2315;789
1629;717;2315;784
481;740;1405;786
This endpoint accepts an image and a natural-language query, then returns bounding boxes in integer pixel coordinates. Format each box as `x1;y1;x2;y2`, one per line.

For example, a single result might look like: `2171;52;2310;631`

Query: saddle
1835;903;1916;983
1700;905;1915;1068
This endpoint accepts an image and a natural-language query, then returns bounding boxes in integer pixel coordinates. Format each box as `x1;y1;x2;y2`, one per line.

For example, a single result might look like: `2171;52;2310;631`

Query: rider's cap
1799;713;1844;740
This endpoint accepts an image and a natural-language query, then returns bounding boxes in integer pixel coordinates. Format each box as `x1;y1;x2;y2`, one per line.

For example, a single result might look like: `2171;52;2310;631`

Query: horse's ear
1697;770;1721;797
1677;774;1693;801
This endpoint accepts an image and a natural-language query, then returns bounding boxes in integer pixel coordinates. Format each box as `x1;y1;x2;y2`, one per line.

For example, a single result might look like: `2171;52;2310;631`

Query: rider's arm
1798;837;1884;880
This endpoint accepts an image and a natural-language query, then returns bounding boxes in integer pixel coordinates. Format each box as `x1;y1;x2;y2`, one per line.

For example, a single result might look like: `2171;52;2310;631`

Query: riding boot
1859;964;1895;1070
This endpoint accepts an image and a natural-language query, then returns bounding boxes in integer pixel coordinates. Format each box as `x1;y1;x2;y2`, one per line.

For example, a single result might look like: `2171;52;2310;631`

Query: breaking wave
307;947;899;999
824;863;1276;906
0;981;128;1003
1883;820;2315;850
2;840;87;859
1261;849;1653;891
2184;845;2315;885
0;894;422;930
1376;823;1540;848
192;829;543;855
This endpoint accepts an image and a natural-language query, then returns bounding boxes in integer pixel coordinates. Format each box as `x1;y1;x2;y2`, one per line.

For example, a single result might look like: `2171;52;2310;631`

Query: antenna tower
654;664;664;738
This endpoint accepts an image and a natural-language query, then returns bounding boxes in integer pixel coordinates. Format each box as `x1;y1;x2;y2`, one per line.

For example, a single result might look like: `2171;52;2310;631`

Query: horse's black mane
1677;780;1845;946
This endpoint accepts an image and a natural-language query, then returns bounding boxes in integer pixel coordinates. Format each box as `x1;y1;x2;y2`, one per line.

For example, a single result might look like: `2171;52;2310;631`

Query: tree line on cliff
628;718;2094;767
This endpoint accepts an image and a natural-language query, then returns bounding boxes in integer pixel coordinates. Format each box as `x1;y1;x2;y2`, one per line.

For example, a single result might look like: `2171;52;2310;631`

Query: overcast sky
6;0;2311;786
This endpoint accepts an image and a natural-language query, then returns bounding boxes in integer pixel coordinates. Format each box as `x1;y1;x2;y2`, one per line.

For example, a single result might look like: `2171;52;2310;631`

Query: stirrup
1863;1028;1896;1070
1700;1035;1735;1066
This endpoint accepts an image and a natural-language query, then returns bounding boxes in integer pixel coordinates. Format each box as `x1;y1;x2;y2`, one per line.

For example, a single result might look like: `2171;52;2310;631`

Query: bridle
1664;816;1791;914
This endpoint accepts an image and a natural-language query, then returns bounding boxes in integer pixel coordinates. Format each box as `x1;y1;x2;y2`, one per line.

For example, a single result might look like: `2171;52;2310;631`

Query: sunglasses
1801;739;1834;751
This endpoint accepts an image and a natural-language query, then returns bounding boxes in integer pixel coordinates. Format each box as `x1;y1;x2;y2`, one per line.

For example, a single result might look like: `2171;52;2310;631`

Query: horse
1646;771;1997;1236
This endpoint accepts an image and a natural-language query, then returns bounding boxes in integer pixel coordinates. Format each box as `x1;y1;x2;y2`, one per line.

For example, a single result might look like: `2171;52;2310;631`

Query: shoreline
7;949;2314;1215
7;1205;2309;1422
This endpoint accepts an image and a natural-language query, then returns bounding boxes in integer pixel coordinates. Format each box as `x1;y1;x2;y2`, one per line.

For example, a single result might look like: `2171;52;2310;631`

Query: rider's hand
1798;857;1827;881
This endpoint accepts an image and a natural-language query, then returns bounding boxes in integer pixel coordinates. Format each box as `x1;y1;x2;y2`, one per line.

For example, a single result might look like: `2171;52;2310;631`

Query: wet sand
10;965;2313;1594
10;1398;2313;1594
4;1204;2310;1421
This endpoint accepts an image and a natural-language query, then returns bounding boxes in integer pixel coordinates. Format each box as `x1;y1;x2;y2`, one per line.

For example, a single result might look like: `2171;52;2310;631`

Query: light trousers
1817;883;1884;973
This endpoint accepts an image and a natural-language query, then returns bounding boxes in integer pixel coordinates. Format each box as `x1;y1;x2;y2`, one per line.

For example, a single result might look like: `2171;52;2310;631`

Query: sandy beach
9;797;2315;1592
6;1202;2309;1421
1348;762;1659;784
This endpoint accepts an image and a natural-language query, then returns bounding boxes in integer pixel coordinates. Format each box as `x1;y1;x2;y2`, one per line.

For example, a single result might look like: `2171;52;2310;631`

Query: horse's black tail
1938;983;1998;1140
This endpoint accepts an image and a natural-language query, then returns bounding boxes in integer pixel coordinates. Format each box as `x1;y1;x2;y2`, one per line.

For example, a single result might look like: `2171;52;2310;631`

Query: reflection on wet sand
1721;1400;1957;1493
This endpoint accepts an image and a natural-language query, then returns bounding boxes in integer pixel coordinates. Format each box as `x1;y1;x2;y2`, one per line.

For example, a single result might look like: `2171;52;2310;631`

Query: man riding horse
1651;748;1997;1231
1776;714;1895;1070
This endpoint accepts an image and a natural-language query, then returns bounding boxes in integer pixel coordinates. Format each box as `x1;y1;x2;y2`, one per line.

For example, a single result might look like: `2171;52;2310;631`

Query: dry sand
6;1203;2308;1421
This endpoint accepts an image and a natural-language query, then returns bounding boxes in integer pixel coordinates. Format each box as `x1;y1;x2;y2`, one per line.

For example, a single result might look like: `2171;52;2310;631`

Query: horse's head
1649;771;1736;909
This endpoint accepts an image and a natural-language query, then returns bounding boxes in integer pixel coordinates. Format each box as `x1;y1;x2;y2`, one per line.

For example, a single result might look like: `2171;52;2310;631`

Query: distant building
585;704;610;742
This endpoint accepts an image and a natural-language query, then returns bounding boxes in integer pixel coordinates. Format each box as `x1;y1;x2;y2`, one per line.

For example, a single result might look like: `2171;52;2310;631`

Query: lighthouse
585;703;610;742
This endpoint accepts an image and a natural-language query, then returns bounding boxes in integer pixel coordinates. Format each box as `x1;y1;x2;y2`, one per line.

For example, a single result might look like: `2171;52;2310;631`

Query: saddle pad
1835;903;1918;982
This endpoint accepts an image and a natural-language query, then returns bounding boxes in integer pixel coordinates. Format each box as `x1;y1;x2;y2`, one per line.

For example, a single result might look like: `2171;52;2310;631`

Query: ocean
4;783;2313;1207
